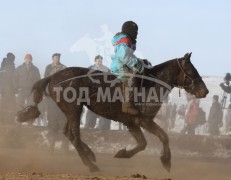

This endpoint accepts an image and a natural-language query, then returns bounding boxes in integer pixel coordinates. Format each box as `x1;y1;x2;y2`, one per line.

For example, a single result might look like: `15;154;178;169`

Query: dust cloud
0;127;231;179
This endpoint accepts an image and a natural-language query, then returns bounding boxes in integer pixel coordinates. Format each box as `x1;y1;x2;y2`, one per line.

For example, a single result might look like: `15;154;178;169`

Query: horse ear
183;52;192;60
188;52;192;59
184;53;189;58
182;52;191;66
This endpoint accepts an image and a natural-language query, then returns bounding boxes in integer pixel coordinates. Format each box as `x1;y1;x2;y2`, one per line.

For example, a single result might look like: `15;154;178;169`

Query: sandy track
0;147;231;180
1;127;231;179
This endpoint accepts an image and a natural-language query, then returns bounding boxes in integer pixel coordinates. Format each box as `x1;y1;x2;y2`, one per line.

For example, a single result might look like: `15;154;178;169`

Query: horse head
176;52;209;98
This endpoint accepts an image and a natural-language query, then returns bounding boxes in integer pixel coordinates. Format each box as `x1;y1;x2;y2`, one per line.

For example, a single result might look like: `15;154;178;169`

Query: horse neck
138;59;182;117
148;59;182;87
138;85;173;118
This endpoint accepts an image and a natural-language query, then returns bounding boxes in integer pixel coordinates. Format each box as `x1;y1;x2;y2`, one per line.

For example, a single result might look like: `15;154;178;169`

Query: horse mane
144;58;179;77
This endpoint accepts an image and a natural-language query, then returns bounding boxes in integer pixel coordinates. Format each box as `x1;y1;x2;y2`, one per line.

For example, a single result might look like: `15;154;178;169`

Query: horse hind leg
114;124;147;158
64;116;96;162
64;108;99;172
141;120;171;172
81;141;96;162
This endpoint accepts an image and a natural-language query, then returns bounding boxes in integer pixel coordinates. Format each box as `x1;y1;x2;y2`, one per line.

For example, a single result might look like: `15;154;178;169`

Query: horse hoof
89;165;100;172
114;148;127;158
160;156;171;172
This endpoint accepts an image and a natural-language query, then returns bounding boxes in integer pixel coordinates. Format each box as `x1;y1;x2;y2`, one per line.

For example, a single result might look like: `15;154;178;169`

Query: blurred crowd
155;92;231;136
0;52;112;152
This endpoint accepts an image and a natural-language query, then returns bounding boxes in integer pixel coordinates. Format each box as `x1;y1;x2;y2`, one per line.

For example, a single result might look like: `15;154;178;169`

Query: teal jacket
110;33;144;81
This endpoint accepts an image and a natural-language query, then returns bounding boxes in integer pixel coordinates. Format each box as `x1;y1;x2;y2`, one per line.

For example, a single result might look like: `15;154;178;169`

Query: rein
146;58;202;97
151;59;202;89
132;58;202;115
176;59;202;89
176;59;202;97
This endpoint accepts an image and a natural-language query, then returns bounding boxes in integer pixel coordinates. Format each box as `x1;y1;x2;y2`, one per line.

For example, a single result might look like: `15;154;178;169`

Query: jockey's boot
121;80;139;116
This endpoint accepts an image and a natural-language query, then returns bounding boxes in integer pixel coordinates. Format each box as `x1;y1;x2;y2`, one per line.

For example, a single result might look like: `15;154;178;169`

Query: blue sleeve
115;43;144;73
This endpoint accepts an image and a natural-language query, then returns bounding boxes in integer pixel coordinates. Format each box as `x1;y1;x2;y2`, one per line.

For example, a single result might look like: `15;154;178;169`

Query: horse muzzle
195;88;209;98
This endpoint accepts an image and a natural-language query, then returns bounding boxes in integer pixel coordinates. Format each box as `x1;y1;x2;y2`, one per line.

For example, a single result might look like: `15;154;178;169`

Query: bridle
145;57;202;97
176;58;202;90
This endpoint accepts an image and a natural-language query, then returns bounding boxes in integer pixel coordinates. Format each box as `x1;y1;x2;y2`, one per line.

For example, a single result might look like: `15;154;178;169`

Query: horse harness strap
138;74;147;114
176;59;202;89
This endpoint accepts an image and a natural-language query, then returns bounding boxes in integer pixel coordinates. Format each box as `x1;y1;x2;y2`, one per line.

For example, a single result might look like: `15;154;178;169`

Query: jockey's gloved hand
140;59;152;77
141;59;152;67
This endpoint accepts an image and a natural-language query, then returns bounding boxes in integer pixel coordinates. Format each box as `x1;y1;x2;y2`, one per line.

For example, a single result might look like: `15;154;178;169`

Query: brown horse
17;53;208;172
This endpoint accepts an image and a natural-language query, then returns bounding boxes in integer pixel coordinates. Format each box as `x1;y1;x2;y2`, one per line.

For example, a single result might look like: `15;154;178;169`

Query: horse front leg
114;124;147;158
141;120;171;172
64;109;99;172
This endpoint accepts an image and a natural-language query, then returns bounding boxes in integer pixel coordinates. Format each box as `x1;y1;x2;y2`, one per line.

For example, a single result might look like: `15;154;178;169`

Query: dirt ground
1;147;231;180
0;126;231;180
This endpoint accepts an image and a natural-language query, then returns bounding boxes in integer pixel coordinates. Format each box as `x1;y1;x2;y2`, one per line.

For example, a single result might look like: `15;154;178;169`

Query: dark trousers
46;99;69;152
84;109;111;130
181;123;196;135
0;91;16;124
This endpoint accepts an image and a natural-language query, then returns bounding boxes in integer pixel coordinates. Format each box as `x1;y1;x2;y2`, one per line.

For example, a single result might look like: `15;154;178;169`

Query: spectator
0;53;17;124
224;104;231;133
15;54;41;107
208;95;223;136
168;102;177;130
84;109;111;130
155;99;170;132
44;53;69;152
181;95;199;135
177;104;186;119
84;55;111;130
44;53;66;77
88;55;110;72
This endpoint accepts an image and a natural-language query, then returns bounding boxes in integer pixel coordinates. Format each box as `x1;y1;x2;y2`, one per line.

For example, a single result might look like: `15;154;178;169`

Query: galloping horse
17;53;208;172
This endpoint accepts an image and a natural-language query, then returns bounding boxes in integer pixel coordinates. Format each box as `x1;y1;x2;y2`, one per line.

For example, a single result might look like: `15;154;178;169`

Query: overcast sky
0;0;230;77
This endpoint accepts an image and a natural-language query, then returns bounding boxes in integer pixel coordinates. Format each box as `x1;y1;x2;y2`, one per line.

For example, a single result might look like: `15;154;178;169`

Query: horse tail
16;76;52;122
32;76;51;105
